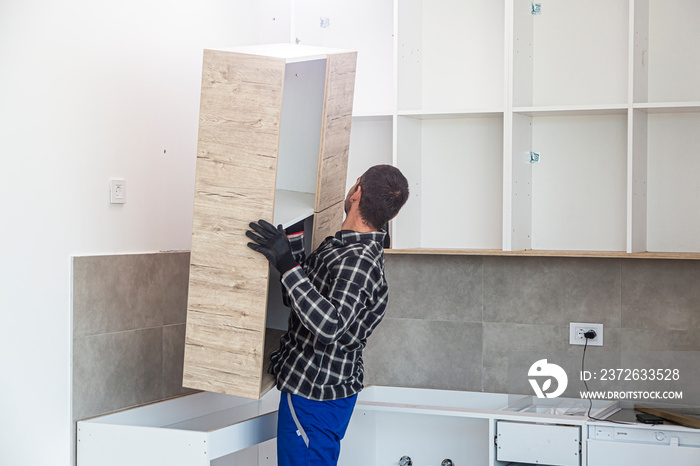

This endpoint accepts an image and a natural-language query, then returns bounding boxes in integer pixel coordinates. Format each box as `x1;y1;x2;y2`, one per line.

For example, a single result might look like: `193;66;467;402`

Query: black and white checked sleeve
280;254;381;345
287;231;305;264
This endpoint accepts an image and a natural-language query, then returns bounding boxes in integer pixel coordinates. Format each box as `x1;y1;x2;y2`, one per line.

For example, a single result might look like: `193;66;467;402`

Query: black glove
246;219;298;275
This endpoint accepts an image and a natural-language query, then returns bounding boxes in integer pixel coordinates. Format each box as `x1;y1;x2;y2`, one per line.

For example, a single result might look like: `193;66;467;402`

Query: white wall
0;1;266;464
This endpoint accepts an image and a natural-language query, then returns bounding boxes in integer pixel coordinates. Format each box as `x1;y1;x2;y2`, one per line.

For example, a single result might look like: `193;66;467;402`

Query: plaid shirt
269;229;388;401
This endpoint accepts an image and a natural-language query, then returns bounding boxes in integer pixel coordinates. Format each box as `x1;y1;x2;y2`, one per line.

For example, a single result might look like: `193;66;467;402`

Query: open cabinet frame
183;44;357;399
256;0;700;258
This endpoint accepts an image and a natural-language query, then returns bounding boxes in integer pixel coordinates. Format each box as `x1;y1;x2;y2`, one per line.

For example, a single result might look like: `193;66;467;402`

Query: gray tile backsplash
385;255;483;322
364;318;483;391
621;259;700;330
481;322;569;394
163;252;191;325
163;323;197;398
483;256;621;327
71;251;700;438
364;254;700;406
72;251;191;424
73;254;165;336
505;348;623;399
619;350;700;407
73;327;163;421
619;327;700;351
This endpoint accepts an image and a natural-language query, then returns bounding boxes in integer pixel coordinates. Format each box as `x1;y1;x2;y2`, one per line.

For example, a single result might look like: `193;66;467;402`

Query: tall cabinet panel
184;44;357;399
185;51;285;399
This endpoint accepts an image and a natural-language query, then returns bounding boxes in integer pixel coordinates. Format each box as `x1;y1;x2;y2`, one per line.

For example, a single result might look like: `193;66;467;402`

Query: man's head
344;165;409;231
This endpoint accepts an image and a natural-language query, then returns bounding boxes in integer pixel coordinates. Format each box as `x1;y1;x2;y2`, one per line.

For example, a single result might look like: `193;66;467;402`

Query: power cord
581;330;635;425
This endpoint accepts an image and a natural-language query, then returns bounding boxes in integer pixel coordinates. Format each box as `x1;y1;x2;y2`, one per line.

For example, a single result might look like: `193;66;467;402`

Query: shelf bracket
529;151;541;163
532;3;542;15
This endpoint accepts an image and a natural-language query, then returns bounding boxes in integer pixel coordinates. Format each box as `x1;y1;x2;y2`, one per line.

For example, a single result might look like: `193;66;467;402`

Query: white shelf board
208;43;350;63
352;113;393;121
164;403;261;432
398;109;504;119
360;386;513;411
82;392;252;428
513;104;628;117
633;102;700;113
273;189;315;229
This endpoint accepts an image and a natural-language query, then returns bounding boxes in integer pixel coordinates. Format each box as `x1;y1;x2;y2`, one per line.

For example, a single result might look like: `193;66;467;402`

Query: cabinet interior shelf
633;102;700;113
398;109;505;119
272;190;315;230
512;105;629;116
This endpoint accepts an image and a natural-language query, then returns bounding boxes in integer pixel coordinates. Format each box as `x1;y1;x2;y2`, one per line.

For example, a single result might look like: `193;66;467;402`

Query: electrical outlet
569;322;603;346
110;178;126;204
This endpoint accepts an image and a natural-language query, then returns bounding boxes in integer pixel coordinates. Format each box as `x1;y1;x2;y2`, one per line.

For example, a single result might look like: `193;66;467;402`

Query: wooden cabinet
280;0;700;258
183;44;356;399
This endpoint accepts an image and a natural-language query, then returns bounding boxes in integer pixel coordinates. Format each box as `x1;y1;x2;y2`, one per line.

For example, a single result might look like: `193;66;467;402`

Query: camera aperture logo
528;359;568;399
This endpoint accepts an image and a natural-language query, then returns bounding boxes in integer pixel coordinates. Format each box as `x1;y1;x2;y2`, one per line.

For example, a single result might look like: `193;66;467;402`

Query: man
246;164;409;465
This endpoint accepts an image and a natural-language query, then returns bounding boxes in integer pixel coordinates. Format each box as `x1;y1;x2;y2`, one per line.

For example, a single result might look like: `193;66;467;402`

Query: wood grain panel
184;50;286;399
183;314;264;398
315;52;357;213
636;405;700;428
312;201;345;252
195;142;277;191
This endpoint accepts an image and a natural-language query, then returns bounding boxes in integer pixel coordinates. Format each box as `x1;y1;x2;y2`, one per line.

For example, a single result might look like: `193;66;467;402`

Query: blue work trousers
277;392;358;466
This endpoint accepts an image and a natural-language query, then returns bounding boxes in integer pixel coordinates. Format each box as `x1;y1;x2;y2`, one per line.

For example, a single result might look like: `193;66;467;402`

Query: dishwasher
587;422;700;466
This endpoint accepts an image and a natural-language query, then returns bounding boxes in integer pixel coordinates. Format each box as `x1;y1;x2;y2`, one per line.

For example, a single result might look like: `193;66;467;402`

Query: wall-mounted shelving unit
289;0;700;257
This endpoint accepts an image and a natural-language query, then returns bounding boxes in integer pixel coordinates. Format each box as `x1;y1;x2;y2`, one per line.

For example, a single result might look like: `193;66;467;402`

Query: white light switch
110;179;126;204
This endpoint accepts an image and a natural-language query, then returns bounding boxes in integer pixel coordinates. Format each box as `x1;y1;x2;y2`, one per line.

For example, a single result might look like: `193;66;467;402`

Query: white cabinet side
77;422;208;466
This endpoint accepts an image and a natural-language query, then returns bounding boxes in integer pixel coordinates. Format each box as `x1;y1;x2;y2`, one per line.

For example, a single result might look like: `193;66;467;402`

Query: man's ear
350;184;362;202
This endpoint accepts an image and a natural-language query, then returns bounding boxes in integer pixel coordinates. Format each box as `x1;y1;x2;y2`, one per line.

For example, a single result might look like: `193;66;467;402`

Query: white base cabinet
78;386;700;466
77;390;280;466
83;386;700;466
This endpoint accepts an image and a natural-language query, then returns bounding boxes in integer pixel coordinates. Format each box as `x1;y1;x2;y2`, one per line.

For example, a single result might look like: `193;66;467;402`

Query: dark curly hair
358;165;409;230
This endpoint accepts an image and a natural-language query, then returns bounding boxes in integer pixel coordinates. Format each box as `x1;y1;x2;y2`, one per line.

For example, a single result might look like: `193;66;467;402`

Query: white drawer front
496;421;580;466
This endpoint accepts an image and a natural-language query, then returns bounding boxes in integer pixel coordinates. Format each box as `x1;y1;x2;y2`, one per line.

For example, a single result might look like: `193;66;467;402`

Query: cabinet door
312;202;345;251
184;51;285;399
313;51;357;251
315;52;357;214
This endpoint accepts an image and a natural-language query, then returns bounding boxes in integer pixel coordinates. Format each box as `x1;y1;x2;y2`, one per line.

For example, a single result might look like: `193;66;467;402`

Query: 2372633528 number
596;368;680;381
